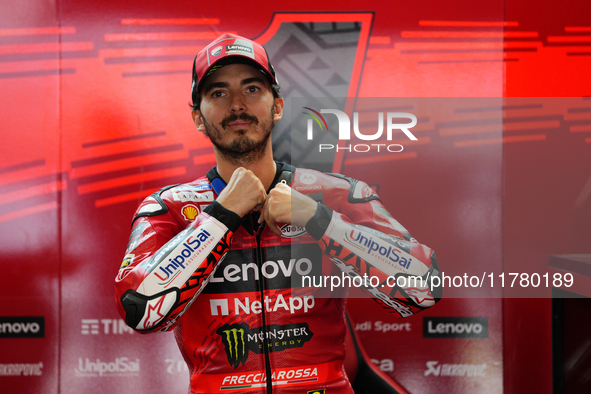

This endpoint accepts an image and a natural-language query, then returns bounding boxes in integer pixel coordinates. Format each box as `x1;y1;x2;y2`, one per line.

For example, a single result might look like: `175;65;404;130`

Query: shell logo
181;204;199;221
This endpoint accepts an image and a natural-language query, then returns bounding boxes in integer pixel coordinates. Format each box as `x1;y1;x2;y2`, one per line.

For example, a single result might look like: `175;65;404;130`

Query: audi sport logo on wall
0;317;45;338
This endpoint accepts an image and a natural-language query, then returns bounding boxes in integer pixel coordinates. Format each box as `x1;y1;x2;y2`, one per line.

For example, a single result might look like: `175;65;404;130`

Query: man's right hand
215;167;267;217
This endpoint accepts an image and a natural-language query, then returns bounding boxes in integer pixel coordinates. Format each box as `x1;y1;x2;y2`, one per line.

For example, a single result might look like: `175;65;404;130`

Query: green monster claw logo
216;322;314;368
217;323;249;368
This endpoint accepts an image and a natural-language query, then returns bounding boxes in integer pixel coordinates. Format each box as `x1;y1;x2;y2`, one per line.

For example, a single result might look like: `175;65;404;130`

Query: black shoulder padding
305;203;333;241
132;184;179;225
325;173;381;204
277;169;294;186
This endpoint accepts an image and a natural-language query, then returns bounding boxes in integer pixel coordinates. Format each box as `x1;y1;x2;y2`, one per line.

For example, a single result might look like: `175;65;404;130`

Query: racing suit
115;161;441;394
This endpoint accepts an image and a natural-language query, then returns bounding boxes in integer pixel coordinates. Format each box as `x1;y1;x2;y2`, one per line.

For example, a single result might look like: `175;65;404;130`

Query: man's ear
192;110;206;131
273;97;284;122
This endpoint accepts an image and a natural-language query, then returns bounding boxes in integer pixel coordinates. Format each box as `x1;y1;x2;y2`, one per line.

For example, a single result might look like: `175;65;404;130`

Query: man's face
192;63;284;163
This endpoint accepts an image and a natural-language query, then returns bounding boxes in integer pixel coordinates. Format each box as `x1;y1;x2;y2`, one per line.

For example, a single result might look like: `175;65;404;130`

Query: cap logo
193;34;275;97
205;64;224;78
211;46;223;57
225;44;253;54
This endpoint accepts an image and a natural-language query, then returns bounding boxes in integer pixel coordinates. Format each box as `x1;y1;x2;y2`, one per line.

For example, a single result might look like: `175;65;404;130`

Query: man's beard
202;109;275;165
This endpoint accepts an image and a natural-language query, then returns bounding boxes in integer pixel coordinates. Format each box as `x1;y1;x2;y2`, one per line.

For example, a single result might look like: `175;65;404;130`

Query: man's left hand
259;183;318;236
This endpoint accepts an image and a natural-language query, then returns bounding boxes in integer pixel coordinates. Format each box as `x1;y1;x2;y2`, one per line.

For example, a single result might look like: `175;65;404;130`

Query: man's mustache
221;113;259;128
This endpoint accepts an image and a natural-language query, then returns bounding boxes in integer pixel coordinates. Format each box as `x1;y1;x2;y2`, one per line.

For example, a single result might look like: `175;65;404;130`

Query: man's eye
211;90;225;98
247;86;260;93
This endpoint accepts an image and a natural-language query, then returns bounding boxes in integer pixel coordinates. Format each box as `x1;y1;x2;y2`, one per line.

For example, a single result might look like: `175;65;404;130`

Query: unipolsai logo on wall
75;357;140;378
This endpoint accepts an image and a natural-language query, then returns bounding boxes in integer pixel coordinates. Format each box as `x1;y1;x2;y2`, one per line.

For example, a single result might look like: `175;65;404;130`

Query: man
115;33;440;394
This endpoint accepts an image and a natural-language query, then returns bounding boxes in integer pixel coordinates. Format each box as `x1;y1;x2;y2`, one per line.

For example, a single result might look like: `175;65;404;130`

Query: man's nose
229;93;246;112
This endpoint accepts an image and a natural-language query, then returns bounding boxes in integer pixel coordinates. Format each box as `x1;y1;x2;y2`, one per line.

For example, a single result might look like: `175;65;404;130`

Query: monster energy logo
218;324;249;368
216;322;314;368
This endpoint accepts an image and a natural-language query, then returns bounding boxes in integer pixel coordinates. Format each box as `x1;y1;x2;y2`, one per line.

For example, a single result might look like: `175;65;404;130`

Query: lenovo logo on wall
423;317;488;339
0;317;44;338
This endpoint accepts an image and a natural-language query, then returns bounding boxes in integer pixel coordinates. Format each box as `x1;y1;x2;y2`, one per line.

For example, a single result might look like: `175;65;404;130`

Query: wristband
203;201;242;232
305;203;333;241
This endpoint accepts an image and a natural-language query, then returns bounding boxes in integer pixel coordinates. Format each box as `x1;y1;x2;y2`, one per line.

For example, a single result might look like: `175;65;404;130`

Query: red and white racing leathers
115;162;441;394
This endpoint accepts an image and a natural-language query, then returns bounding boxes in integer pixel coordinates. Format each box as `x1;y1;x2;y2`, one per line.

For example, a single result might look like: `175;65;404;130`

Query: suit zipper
255;223;273;394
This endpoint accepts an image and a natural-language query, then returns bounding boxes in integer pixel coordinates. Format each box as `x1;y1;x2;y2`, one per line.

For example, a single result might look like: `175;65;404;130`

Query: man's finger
258;199;269;224
265;218;281;235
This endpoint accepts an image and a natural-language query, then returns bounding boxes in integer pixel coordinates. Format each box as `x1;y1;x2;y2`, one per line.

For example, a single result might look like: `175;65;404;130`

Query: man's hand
216;168;267;218
259;183;318;235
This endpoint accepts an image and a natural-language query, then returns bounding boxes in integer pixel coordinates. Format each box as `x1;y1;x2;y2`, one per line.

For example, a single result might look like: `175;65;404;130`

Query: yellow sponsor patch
120;255;133;269
181;204;199;221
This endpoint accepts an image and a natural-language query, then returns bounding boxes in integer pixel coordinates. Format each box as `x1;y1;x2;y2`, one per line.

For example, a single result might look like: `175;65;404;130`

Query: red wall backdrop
1;1;590;393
